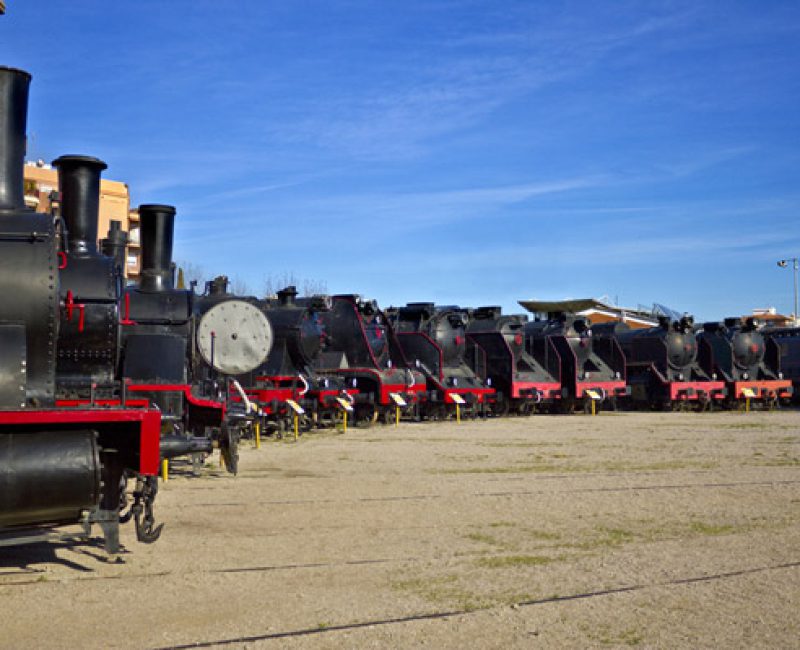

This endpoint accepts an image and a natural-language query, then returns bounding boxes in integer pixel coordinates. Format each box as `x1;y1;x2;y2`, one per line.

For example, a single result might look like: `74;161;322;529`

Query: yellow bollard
745;397;750;413
254;420;261;449
294;414;299;441
591;399;596;416
343;410;348;433
161;458;169;482
395;406;400;427
456;403;461;424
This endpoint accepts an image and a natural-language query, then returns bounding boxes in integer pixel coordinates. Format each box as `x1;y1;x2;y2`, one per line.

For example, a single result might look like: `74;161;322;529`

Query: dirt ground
1;410;799;649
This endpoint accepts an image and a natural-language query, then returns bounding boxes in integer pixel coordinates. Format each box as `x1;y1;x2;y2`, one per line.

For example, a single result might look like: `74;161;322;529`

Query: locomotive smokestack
277;285;298;306
138;203;176;292
0;66;31;213
52;155;107;254
100;220;128;271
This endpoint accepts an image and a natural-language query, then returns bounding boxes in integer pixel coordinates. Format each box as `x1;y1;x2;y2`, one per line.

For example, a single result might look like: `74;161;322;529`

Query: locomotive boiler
0;65;162;555
465;306;561;415
522;311;628;411
593;316;726;410
387;303;494;418
316;294;426;424
698;318;792;406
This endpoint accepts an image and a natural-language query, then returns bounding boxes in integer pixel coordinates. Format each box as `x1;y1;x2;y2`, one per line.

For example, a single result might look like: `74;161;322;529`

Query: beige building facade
23;161;141;278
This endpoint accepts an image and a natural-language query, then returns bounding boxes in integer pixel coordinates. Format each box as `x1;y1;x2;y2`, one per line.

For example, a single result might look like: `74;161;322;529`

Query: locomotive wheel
382;408;395;426
491;397;510;418
220;424;239;475
355;405;375;428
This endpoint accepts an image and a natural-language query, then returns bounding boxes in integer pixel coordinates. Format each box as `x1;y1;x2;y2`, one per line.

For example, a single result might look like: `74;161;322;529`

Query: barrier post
161;459;169;482
396;406;400;427
254;420;261;449
294;413;299;441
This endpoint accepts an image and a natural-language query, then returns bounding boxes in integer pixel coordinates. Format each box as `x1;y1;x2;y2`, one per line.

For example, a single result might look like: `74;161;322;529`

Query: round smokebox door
197;300;273;375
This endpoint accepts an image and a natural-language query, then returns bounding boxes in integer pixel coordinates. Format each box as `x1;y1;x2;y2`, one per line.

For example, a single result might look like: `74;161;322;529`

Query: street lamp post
777;257;799;326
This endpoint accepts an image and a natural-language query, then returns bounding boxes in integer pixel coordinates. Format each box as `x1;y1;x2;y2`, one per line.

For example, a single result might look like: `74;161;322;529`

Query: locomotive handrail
0;231;49;241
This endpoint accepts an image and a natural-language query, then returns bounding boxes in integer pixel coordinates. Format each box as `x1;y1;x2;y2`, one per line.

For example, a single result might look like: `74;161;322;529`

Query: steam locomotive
697;318;792;407
765;327;800;402
522;312;629;411
0;66;162;555
465;306;562;415
387;303;495;418
315;295;426;424
592;316;726;410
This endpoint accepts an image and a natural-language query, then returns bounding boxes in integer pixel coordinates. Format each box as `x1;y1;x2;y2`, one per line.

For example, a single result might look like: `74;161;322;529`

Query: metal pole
794;258;798;326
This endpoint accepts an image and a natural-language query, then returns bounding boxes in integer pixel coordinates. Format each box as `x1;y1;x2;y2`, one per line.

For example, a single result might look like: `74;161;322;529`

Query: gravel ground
1;410;798;649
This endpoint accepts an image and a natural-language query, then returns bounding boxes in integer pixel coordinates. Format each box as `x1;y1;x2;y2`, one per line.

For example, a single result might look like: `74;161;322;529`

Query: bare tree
175;260;207;291
229;275;252;296
262;271;327;298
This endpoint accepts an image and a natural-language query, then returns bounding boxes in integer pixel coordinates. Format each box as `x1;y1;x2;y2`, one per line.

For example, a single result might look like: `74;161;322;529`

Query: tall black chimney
52;155;107;254
138;203;176;292
0;66;31;213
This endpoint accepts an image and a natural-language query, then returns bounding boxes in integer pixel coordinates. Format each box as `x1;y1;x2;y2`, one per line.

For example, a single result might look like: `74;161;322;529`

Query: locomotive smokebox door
197;300;273;375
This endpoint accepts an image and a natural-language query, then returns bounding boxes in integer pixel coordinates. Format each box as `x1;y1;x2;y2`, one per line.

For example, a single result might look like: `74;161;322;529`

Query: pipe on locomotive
100;220;129;272
138;203;177;292
0;66;30;212
52;155;108;254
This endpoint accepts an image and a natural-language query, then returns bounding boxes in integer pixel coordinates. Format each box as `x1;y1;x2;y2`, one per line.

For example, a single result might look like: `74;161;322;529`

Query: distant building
23;161;141;278
748;308;795;328
518;298;660;329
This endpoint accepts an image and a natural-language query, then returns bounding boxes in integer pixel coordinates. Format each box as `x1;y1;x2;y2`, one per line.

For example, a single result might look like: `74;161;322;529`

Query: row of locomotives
0;65;162;557
592;316;726;411
697;318;793;409
119;204;238;473
314;294;426;425
465;306;562;417
764;326;800;404
386;303;495;419
227;284;354;434
521;311;629;413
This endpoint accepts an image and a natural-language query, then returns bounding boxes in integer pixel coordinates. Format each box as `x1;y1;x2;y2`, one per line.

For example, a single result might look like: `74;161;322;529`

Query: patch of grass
601;459;718;471
571;526;637;551
524;529;561;541
688;522;737;536
464;532;502;546
392;575;490;611
488;521;516;529
475;555;553;569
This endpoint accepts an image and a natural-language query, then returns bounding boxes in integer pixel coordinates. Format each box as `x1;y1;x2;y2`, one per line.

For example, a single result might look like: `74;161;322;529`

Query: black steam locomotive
315;294;426;425
465;306;562;415
387;303;494;418
765;326;800;403
522;311;628;411
698;318;792;407
592;316;727;410
0;66;162;555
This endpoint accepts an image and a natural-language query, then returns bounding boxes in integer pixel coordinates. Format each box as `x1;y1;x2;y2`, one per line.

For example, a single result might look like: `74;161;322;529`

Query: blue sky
2;1;799;320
